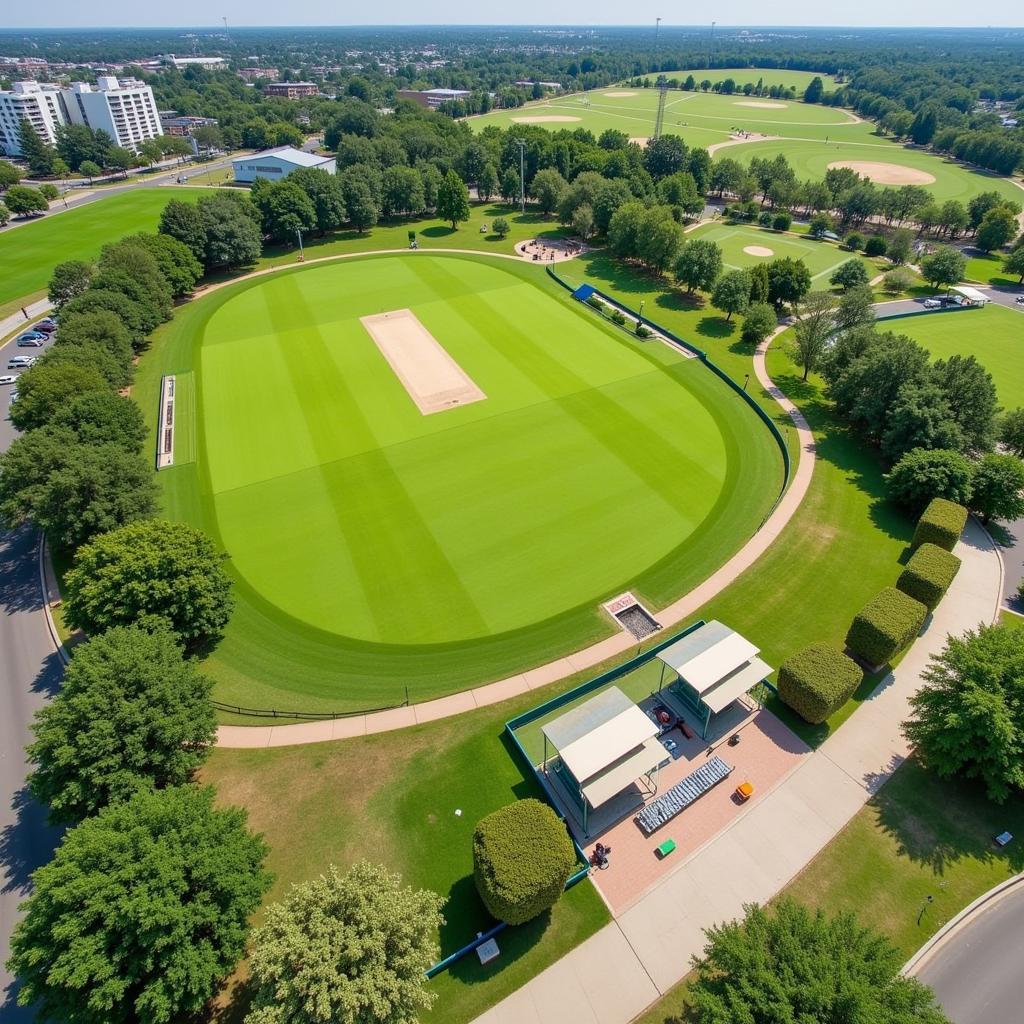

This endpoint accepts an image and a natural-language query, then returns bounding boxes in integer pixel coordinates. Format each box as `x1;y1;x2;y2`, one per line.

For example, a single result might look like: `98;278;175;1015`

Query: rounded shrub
864;234;888;257
897;542;961;611
772;212;792;232
473;799;577;925
846;587;927;668
777;643;863;725
912;497;968;552
758;210;773;227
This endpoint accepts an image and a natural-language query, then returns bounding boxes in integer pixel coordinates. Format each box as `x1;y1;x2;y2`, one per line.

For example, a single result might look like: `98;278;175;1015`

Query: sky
2;6;1022;29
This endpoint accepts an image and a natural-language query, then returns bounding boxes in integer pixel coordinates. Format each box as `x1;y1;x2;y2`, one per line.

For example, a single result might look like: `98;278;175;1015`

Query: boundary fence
213;690;409;720
875;304;984;325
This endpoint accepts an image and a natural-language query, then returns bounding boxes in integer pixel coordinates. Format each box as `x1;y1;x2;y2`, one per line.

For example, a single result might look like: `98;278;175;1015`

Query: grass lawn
877;304;1024;408
631;756;1024;1023
965;250;1021;288
0;187;197;319
638;68;843;91
201;691;610;1024
140;251;781;711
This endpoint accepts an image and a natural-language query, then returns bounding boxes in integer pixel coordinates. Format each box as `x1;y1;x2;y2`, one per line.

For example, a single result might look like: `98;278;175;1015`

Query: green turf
0;188;196;316
140;252;782;709
965;251;1021;288
877;305;1024;408
638;67;843;91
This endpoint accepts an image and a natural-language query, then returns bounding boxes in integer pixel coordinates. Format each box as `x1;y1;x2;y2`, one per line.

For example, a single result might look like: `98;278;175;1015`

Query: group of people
524;240;584;262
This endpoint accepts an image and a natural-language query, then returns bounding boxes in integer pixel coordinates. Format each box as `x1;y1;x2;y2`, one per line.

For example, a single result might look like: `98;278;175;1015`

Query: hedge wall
472;798;577;925
897;542;961;611
846;587;927;668
912;498;967;552
777;643;864;725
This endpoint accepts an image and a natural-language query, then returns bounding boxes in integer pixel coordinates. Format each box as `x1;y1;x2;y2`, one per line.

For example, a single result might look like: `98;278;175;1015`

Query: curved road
0;338;63;1019
917;885;1024;1024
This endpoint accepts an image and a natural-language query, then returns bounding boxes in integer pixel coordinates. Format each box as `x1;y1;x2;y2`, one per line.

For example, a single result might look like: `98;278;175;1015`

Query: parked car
923;298;942;309
1016;296;1024;305
7;356;33;368
32;321;57;334
16;336;45;347
0;375;16;385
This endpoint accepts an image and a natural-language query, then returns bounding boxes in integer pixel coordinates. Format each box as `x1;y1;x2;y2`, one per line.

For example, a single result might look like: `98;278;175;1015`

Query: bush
897;543;961;611
610;308;627;326
772;212;792;231
846;587;928;667
473;799;576;925
865;234;888;257
844;231;865;252
777;643;863;724
912;497;968;551
492;216;509;238
885;449;975;511
636;324;652;338
586;293;605;312
758;210;773;227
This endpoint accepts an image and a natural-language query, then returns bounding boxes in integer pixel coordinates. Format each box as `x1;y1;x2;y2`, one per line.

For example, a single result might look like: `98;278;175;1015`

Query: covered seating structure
541;686;670;836
654;620;773;738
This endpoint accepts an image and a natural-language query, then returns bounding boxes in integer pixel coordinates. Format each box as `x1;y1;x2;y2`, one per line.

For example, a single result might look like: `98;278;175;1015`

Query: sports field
0;187;195;315
148;253;783;708
685;222;875;283
877;305;1024;408
638;67;843;91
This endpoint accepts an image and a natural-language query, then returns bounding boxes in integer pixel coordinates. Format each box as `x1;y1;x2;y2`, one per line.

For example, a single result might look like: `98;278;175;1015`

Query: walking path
217;320;814;749
473;514;1003;1024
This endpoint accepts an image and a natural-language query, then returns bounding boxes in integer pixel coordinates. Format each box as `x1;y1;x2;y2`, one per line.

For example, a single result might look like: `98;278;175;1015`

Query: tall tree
435;170;470;229
969;453;1024;524
7;786;271;1024
17;118;57;176
791;291;837;380
920;246;966;291
245;863;444;1024
8;362;109;432
48;260;94;308
28;623;216;823
712;269;752;322
529;167;567;217
674;238;723;294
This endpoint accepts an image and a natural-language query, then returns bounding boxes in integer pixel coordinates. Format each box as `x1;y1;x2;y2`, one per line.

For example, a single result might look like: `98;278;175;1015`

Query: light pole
516;139;526;215
296;227;305;261
637;300;646;335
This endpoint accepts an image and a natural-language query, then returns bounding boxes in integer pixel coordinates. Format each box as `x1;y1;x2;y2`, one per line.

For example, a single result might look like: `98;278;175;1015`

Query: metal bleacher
634;755;734;836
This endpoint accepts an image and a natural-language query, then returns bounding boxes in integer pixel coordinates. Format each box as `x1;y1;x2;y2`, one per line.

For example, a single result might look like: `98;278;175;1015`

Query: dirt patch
707;133;780;156
734;101;788;109
510;115;582;124
629;137;650;147
743;245;775;257
827;160;936;186
361;309;486;415
603;91;638;98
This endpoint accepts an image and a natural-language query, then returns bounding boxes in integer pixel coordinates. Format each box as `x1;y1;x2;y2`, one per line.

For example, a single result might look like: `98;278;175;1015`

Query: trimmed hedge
776;643;864;725
912;498;967;552
846;587;927;668
473;799;577;925
897;542;961;611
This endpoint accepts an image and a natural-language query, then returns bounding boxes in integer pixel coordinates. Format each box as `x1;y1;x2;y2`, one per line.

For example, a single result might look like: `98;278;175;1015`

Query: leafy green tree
48;259;94;308
340;177;379;233
887;228;914;266
0;158;22;188
740;302;778;345
0;200;9;227
969;453;1024;523
803;76;824;103
931;354;999;452
881;381;964;463
491;216;510;239
637;205;682;272
791;291;837;380
607;200;646;260
38;183;59;202
28;624;216;823
886;448;975;510
656;170;704;218
436;170;470;229
197;193;263;269
124;232;203;296
380;166;425;219
1000;408;1024;457
42;341;131;391
477;161;498;202
17;118;57;176
712;269;752;322
7;785;271;1024
499;165;520;205
253;180;317;243
843;230;864;252
244;863;444;1024
158;198;207;263
65;519;234;640
832;284;876;337
643;134;687;179
50;390;147;449
766;257;812;310
5;184;48;216
571;203;594;241
938;200;969;239
904;624;1024;802
104;146;135;177
975;206;1018;253
921;246;967;291
9;362;109;432
882;266;915;296
529;167;568;216
1004;246;1024;284
674;238;723;294
829;258;870;292
592;177;633;234
690;899;949;1024
59;289;152;349
968;191;1004;230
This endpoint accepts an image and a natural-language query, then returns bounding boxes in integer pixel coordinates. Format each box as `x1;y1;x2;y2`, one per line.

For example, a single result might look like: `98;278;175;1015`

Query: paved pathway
216;320;815;749
473;514;1002;1024
0;299;52;343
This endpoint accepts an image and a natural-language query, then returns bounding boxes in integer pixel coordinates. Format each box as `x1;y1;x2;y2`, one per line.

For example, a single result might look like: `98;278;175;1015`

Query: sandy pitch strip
827;160;936;185
629;137;650;146
361;309;486;416
707;133;780;156
734;101;788;109
743;246;774;257
511;115;581;123
603;91;638;97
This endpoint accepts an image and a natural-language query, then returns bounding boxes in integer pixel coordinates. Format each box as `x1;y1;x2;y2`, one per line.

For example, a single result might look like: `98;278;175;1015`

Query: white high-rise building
0;81;66;156
62;77;163;151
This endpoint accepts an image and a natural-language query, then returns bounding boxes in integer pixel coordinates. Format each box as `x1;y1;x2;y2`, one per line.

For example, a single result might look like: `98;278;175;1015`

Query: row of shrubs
584;291;653;337
778;498;966;725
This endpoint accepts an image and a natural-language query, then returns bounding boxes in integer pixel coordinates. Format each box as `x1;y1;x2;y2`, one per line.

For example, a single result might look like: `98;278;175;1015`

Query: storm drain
602;592;662;640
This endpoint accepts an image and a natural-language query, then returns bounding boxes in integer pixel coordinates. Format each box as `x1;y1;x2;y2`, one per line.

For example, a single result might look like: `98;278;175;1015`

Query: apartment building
0;80;66;155
263;82;319;99
62;76;163;151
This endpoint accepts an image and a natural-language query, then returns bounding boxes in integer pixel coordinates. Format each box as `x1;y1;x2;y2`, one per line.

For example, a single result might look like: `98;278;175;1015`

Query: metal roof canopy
701;657;773;714
656;620;759;695
951;286;989;303
581;737;668;809
542;686;659;789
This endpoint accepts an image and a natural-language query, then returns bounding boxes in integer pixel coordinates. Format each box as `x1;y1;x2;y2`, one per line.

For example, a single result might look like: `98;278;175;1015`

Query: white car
7;356;33;369
0;374;16;385
923;298;942;309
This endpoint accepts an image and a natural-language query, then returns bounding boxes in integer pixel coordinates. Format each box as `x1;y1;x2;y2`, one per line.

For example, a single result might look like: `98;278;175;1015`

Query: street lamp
637;300;646;335
743;373;750;391
296;227;305;261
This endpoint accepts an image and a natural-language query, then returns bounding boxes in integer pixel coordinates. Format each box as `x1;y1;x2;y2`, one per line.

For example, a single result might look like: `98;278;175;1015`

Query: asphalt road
917;886;1024;1024
0;329;63;1020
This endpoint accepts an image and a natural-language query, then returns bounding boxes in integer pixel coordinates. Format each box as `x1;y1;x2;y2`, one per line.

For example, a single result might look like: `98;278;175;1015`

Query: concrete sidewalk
473;516;1002;1024
1;299;52;343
